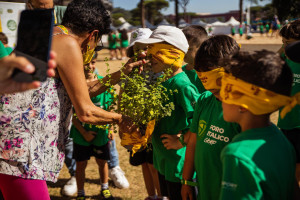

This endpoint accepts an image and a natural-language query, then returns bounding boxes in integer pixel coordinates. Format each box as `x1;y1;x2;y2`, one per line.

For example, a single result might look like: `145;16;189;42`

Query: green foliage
272;0;300;20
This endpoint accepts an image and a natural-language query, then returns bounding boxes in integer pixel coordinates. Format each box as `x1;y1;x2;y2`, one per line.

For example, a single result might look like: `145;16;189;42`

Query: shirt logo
198;120;207;138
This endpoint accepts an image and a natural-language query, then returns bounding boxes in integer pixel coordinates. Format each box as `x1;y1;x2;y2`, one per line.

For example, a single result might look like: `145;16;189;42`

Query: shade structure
225;16;240;26
118;22;135;31
178;18;189;28
158;19;174;26
191;18;207;27
145;20;156;29
211;21;227;26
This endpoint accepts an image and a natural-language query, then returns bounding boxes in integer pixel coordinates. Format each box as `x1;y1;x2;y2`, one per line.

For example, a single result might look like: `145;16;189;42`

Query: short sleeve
177;84;200;120
0;41;8;59
219;154;264;200
190;97;204;134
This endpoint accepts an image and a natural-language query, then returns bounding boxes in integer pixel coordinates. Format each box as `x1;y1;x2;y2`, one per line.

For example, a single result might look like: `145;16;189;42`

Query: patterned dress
0;77;72;182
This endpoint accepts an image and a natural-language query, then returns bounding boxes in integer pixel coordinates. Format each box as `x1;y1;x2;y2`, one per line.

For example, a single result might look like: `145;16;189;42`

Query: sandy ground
48;35;282;200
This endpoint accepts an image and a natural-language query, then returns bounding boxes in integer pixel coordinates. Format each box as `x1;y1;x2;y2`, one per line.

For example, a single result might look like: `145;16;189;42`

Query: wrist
179;134;187;147
181;179;198;187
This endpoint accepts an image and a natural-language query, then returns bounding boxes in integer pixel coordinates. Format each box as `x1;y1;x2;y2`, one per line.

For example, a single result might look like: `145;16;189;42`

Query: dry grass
48;42;281;199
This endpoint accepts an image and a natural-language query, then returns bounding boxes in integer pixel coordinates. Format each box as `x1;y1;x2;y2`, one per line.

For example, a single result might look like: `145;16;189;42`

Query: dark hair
0;32;8;44
279;19;300;40
62;0;111;36
225;50;293;96
194;35;240;72
120;29;128;40
126;46;134;58
182;25;208;48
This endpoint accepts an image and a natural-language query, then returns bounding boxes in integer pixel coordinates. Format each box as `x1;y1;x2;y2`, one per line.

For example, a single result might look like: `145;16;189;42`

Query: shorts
282;128;300;163
129;143;153;166
73;142;110;162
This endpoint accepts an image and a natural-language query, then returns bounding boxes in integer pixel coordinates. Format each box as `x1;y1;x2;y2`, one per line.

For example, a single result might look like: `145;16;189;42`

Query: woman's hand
161;133;183;150
0;51;57;94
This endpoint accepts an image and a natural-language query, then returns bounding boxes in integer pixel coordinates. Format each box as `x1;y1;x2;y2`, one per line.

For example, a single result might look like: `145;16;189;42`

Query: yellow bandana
196;68;225;90
121;120;155;156
147;43;185;69
220;73;300;118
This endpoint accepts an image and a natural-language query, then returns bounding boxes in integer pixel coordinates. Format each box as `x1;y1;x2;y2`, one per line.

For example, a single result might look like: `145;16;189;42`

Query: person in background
119;29;129;60
231;25;236;38
0;32;13;54
108;31;117;60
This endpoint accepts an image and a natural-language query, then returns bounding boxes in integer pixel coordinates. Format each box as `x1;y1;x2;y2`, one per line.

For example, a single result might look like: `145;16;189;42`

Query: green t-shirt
278;57;300;129
152;72;200;182
5;47;13;55
0;41;8;59
54;5;66;25
266;24;270;31
219;124;296;200
190;91;240;200
108;34;117;49
182;65;206;94
70;76;113;147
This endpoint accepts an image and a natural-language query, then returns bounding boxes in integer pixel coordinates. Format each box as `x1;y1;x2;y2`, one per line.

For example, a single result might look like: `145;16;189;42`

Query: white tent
211;21;227;26
225;17;240;26
118;22;135;30
191;18;207;27
158;19;173;26
110;24;117;31
178;18;189;28
118;17;126;24
145;20;156;29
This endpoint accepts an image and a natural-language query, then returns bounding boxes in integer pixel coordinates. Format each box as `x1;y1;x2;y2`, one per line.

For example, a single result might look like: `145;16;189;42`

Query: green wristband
181;179;198;187
179;134;187;147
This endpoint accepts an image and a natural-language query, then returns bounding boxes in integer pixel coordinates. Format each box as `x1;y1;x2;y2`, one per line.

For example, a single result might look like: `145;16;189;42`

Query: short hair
0;32;8;45
194;35;240;72
62;0;111;36
225;50;293;96
279;19;300;40
182;25;207;48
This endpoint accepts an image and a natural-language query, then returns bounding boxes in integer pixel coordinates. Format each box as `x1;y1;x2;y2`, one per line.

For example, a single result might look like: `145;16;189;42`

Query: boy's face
222;102;241;123
84;59;97;74
150;57;168;73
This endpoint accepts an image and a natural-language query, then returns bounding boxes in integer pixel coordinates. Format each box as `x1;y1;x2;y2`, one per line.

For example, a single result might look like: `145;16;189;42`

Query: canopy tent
211;21;227;26
158;19;174;26
110;24;117;31
145;20;156;29
178;18;189;28
118;22;135;31
191;18;207;27
225;17;240;26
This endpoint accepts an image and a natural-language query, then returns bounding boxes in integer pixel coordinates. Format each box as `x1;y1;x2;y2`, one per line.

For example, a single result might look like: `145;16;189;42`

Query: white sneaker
109;166;129;189
61;176;77;196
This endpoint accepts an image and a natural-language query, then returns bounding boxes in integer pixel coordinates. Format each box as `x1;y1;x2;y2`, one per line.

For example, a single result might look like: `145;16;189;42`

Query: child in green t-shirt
70;53;114;200
278;19;300;187
137;25;200;200
180;35;240;200
219;51;296;200
182;25;208;94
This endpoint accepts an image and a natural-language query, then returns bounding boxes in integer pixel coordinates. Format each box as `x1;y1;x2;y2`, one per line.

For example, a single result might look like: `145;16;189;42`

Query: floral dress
0;77;72;182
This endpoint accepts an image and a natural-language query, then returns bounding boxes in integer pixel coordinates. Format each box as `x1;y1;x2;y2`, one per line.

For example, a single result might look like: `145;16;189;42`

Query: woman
0;0;145;199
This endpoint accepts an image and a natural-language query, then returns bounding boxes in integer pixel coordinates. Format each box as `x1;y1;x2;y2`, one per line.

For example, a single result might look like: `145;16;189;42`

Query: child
108;31;117;60
180;35;240;200
137;25;200;199
182;25;208;94
70;53;114;200
124;28;162;200
219;50;296;199
120;29;129;60
277;19;300;187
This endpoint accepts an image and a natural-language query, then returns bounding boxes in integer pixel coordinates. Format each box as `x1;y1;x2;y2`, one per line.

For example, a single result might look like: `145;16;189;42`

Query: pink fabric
0;173;50;200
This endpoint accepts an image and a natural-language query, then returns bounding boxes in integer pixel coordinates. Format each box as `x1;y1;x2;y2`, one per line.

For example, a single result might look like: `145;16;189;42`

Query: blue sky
113;0;270;14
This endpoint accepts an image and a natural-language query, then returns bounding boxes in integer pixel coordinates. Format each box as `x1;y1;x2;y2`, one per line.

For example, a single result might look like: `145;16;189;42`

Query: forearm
72;117;87;135
88;70;122;97
182;132;196;180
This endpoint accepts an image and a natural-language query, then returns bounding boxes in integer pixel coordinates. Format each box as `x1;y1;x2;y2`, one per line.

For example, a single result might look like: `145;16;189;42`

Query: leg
96;159;109;185
165;180;182;200
142;163;156;196
0;173;50;200
108;139;119;169
148;163;161;196
76;160;88;191
157;172;168;197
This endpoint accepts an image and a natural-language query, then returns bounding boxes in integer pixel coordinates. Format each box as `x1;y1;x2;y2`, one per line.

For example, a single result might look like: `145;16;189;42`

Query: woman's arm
52;35;123;125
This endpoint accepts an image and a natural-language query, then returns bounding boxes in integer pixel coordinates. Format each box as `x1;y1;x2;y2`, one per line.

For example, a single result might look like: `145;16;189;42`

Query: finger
49;50;57;60
8;56;35;74
47;57;57;70
18;81;40;92
47;69;56;77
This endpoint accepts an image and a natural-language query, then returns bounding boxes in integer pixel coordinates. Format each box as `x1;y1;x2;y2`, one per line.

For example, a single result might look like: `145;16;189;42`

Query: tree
179;0;190;21
111;7;132;26
141;0;145;28
272;0;300;21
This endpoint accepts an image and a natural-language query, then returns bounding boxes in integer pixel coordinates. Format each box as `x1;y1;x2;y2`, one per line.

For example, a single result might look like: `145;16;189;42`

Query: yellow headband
220;73;300;118
196;67;225;90
147;43;185;69
121;120;155;156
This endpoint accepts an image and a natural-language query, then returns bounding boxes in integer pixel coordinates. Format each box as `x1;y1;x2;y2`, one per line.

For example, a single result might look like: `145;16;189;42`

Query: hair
279;19;300;40
0;32;8;44
194;35;240;72
225;50;293;96
126;46;134;58
120;29;128;40
182;25;207;48
62;0;111;36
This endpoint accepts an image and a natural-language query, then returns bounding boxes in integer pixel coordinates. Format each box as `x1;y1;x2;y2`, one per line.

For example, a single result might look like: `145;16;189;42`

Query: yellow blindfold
121;120;155;156
220;73;300;118
147;43;185;69
196;68;225;90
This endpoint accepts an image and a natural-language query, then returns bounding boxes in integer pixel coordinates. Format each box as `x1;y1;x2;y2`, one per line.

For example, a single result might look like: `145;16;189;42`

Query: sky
113;0;271;15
